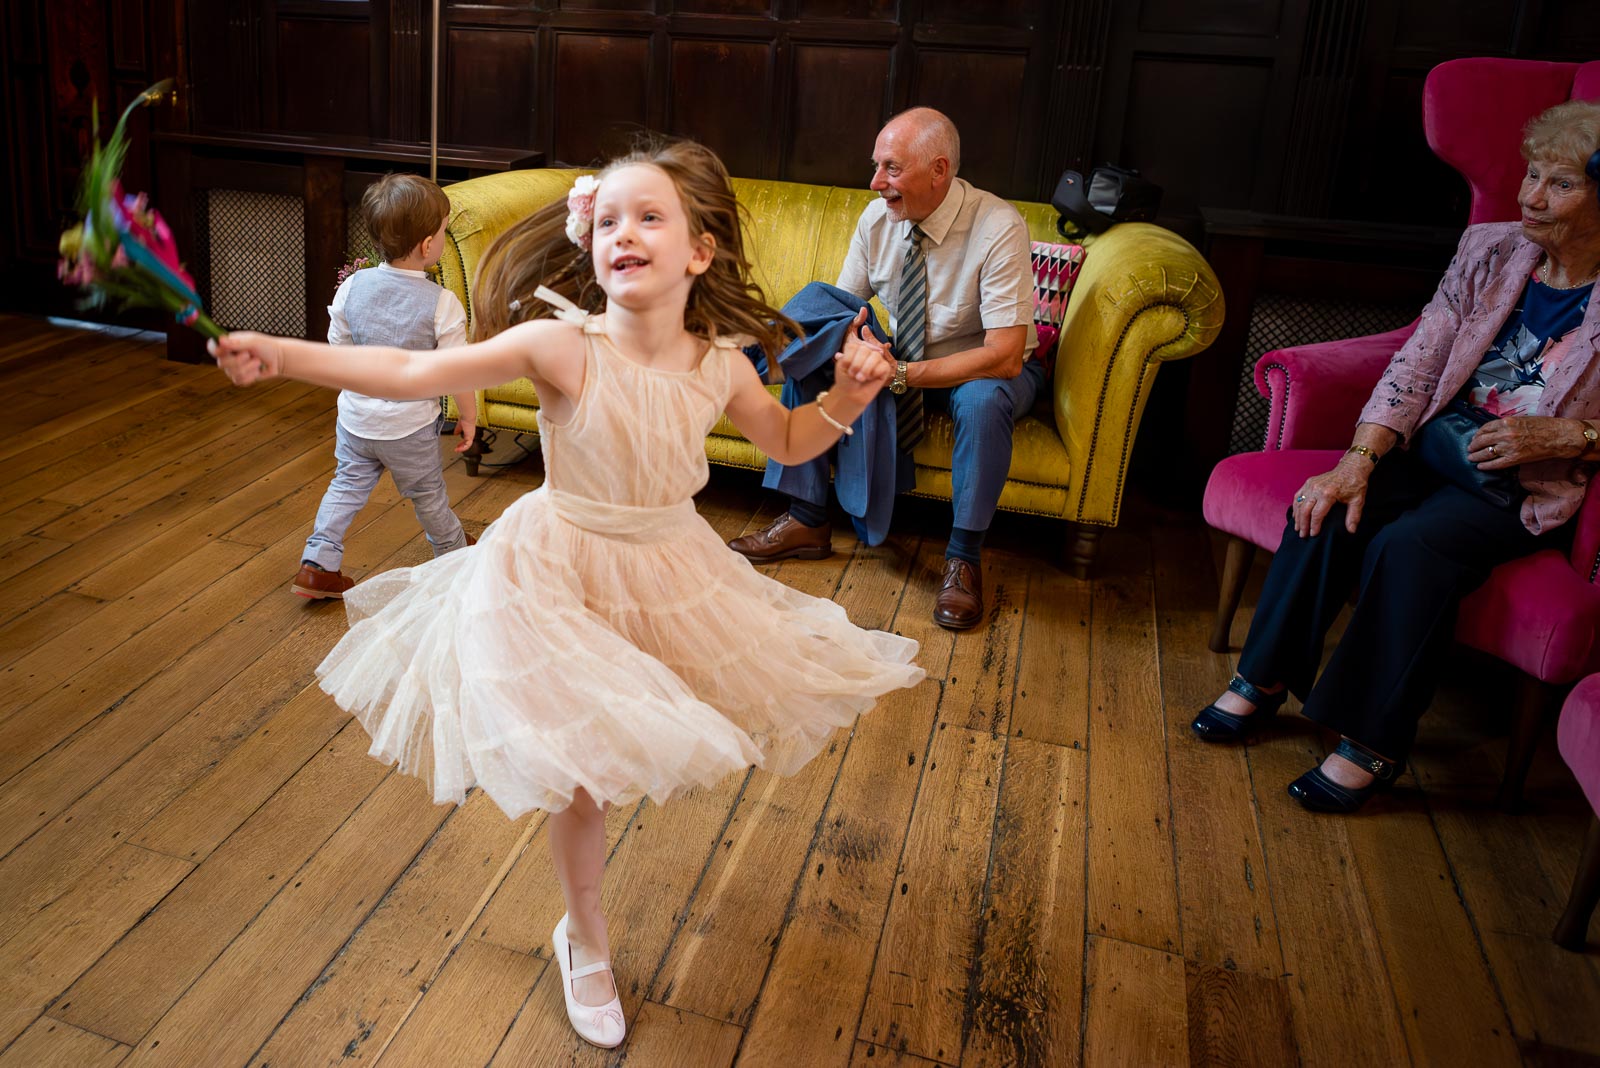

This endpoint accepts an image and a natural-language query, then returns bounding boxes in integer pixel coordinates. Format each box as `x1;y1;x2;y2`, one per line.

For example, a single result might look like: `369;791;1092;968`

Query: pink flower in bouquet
108;179;200;305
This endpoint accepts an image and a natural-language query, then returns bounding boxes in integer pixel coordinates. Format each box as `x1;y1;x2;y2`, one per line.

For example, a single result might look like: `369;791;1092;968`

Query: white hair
892;107;961;176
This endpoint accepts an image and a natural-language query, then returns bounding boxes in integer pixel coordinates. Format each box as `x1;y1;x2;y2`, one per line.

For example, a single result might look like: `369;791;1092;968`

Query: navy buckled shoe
1191;675;1287;743
1287;736;1404;813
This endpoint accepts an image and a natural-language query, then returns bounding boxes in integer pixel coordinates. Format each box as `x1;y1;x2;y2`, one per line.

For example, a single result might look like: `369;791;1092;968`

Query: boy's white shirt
327;262;469;440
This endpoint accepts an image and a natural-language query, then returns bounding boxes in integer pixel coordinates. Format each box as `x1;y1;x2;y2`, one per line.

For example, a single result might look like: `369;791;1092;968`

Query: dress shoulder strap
534;285;601;333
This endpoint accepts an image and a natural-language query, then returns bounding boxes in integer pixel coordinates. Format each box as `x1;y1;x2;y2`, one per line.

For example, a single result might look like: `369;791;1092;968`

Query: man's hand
829;331;894;408
838;307;893;369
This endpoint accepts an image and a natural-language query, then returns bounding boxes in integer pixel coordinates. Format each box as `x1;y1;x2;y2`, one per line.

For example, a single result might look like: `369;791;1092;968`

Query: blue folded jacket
751;282;915;546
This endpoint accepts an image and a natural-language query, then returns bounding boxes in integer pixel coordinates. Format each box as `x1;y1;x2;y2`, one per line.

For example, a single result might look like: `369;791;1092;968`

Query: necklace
1537;256;1600;290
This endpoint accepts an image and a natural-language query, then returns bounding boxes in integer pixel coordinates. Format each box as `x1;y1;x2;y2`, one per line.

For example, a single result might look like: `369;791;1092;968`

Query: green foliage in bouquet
58;80;224;339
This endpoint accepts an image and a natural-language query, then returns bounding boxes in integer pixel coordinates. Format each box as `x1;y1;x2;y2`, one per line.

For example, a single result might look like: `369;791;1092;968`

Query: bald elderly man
730;107;1041;630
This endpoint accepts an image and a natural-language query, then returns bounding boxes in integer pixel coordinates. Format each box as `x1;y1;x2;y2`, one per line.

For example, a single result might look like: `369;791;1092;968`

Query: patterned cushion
1030;241;1085;372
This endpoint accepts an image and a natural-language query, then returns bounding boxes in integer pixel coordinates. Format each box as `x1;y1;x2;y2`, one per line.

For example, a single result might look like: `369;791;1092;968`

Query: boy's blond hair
362;173;451;262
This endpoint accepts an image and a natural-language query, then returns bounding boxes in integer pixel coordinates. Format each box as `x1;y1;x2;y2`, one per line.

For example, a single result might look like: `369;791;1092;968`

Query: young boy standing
294;173;476;599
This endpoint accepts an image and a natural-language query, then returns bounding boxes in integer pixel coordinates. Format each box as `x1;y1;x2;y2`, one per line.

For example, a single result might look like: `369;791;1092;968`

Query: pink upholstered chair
1556;675;1600;949
1204;57;1600;808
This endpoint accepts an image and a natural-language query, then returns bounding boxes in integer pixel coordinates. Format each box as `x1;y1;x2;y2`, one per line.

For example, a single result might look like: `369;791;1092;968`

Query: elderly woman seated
1192;99;1600;813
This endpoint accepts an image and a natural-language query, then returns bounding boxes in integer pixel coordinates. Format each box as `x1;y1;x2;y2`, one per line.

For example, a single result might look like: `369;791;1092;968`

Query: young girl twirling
210;141;924;1050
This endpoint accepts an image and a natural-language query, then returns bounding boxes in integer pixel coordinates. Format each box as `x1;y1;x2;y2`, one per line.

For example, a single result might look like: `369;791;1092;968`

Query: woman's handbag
1410;400;1523;508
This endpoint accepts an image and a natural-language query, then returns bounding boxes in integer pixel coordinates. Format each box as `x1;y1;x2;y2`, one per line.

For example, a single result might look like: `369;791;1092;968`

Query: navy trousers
1236;451;1563;760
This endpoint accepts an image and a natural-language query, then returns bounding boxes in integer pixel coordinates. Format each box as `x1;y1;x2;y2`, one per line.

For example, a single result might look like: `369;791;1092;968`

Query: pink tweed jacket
1359;222;1600;534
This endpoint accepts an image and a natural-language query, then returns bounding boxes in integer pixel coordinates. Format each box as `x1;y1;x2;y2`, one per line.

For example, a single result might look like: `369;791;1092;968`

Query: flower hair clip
565;175;600;251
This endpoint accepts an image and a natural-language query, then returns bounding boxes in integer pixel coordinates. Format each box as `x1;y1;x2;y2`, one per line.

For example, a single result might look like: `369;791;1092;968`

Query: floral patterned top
1358;223;1600;534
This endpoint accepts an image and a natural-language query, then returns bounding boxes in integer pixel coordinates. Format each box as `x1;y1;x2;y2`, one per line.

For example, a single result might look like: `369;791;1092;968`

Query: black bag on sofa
1411;400;1523;509
1052;165;1163;237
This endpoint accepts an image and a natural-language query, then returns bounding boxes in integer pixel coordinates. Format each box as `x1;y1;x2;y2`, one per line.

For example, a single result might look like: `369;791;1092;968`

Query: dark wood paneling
1138;0;1286;37
1278;0;1365;216
786;43;891;186
110;0;147;70
1335;69;1469;226
7;2;46;64
911;49;1029;198
8;0;1597;341
1532;0;1600;57
1393;0;1517;53
676;0;774;15
796;0;897;19
45;0;110;223
446;28;538;149
1042;0;1115;184
274;17;371;137
668;37;773;178
12;65;57;258
1118;56;1275;219
919;0;1042;29
556;0;656;11
192;4;265;132
552;32;651;165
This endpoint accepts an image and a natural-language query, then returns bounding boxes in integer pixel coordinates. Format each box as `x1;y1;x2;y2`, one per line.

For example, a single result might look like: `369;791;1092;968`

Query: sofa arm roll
1252;323;1415;451
1052;223;1224;526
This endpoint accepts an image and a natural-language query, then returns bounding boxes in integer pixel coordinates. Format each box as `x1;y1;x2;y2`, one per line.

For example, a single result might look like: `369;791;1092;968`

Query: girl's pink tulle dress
317;288;924;816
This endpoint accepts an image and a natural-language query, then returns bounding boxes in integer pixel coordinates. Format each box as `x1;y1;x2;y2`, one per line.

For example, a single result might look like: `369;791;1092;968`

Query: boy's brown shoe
292;563;355;600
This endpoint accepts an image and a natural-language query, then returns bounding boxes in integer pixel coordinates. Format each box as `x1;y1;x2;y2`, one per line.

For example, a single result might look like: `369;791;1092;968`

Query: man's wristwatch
1581;421;1598;456
889;360;909;395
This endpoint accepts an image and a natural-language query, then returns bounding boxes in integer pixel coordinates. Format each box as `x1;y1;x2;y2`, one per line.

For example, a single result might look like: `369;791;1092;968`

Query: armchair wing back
1424;58;1600;225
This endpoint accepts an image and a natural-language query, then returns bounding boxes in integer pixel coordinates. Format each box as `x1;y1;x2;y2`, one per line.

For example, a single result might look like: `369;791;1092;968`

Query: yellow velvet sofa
436;169;1223;573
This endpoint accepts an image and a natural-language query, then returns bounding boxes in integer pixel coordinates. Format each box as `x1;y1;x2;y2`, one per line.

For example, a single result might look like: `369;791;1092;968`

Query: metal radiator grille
1229;294;1417;454
346;209;377;276
202;189;306;337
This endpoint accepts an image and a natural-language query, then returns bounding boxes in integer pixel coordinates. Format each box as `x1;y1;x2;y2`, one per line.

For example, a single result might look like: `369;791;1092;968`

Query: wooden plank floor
2;313;1598;1067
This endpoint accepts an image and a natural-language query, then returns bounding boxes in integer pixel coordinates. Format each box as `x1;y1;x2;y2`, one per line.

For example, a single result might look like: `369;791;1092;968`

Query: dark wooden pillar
302;155;346;343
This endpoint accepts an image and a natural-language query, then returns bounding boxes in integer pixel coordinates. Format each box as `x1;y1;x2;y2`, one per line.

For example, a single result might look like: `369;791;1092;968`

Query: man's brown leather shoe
934;557;984;630
728;513;833;563
292;563;355;600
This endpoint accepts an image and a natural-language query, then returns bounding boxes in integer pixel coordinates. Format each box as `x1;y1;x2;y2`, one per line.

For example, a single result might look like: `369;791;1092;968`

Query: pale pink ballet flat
552;914;626;1048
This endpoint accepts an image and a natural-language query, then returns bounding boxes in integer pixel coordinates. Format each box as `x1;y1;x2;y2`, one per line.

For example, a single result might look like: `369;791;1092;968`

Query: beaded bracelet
815;391;854;436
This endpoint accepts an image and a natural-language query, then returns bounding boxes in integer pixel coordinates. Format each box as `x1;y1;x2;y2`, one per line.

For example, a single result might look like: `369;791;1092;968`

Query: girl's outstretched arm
723;316;893;466
210;319;585;405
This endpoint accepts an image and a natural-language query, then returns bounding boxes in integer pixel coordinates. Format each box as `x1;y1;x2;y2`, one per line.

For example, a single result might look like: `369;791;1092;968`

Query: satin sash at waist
545;487;698;541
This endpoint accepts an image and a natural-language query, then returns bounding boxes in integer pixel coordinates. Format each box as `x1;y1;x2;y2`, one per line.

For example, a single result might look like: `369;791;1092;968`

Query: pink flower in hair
565;175;600;250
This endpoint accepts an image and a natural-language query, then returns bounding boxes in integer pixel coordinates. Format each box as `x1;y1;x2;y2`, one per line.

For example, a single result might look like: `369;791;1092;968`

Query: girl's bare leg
548;787;615;1006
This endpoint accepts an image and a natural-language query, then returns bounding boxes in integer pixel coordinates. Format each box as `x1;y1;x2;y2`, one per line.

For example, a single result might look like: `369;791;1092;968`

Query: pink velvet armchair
1556;675;1600;949
1203;57;1600;809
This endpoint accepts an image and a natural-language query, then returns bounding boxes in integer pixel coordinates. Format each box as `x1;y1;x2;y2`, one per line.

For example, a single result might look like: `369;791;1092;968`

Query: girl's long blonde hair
471;139;800;370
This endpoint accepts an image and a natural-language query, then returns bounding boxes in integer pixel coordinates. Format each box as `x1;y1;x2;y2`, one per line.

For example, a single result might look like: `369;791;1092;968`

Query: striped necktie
896;224;928;453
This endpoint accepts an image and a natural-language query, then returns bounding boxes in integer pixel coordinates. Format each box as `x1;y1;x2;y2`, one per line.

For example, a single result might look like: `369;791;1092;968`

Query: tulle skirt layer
317;487;924;817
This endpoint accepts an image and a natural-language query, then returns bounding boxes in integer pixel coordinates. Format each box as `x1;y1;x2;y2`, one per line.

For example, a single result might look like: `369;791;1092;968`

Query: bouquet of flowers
57;80;224;340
